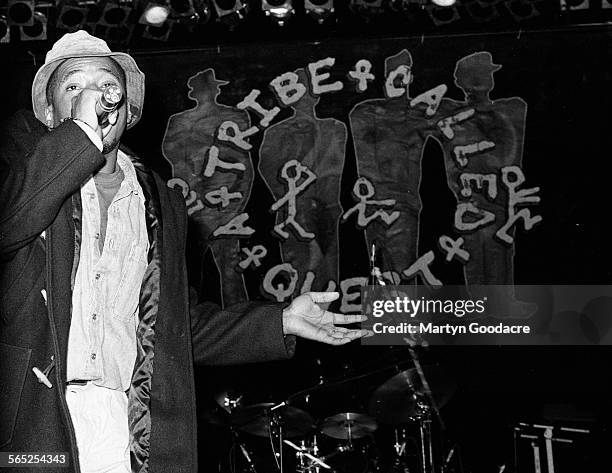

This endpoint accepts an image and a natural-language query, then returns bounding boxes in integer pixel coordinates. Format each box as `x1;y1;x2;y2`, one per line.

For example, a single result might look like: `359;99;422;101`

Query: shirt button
94;233;100;239
92;313;97;321
90;353;96;360
95;273;101;280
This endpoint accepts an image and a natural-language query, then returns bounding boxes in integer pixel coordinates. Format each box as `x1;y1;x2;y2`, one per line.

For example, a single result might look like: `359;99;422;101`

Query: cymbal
320;412;377;440
369;365;455;425
201;403;231;426
230;403;315;438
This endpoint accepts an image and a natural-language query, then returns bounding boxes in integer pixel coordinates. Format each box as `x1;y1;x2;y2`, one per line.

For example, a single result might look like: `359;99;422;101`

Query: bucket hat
31;30;145;129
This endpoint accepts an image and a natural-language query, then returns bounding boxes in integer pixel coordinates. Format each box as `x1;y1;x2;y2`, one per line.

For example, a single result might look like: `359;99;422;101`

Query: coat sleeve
0;111;105;258
190;288;296;366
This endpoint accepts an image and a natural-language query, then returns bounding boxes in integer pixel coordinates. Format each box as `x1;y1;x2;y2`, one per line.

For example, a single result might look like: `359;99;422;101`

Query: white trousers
65;383;131;473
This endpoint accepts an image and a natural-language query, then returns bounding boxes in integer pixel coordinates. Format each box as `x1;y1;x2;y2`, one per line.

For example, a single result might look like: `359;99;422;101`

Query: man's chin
102;138;120;155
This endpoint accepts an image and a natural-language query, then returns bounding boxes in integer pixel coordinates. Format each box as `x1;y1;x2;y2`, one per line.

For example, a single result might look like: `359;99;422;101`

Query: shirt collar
116;150;145;203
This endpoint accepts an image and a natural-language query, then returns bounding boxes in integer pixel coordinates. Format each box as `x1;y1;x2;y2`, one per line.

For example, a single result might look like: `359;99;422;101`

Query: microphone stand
369;241;445;473
269;401;285;473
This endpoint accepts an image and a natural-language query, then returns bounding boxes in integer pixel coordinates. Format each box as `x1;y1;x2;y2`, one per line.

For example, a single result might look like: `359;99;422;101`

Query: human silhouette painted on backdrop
259;68;347;291
436;52;536;317
162;69;252;305
348;49;440;279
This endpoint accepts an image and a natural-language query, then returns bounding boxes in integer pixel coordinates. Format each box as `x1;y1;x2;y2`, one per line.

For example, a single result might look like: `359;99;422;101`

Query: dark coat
0;111;294;473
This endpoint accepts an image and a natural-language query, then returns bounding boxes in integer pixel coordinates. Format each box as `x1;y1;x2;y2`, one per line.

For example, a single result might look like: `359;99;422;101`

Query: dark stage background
2;26;612;472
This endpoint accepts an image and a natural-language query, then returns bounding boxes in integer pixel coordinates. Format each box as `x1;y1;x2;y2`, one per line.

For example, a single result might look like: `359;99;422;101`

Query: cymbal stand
346;419;354;449
416;402;434;473
391;428;411;473
284;436;331;473
269;404;284;473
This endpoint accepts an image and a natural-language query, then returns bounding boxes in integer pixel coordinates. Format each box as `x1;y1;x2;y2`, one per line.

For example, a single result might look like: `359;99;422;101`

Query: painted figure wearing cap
163;68;253;307
0;31;369;473
436;51;535;317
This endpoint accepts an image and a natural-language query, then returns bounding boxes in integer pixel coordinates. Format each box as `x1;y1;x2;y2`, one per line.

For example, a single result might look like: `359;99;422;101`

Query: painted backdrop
156;39;547;312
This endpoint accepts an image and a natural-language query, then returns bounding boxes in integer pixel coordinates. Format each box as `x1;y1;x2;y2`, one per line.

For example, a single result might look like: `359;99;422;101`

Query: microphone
95;85;123;126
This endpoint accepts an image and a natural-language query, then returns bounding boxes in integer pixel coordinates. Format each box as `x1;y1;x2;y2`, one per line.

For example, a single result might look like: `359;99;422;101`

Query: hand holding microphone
72;85;123;139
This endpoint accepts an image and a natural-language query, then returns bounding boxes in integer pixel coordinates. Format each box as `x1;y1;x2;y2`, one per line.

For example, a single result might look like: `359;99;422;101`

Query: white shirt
66;150;149;391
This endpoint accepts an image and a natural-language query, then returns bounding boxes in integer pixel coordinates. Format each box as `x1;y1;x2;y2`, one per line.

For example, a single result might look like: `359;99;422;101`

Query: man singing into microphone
0;31;369;473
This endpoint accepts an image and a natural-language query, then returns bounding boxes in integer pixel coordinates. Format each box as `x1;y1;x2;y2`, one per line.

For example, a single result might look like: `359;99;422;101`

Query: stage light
170;0;199;20
192;0;212;24
98;2;132;27
427;3;460;24
56;5;90;31
1;14;9;43
559;0;588;10
505;0;539;21
211;0;248;28
305;0;334;24
7;0;34;26
143;18;174;39
603;0;612;8
212;0;248;19
104;23;134;44
432;0;456;6
261;0;294;25
19;10;46;40
139;2;170;25
466;0;501;22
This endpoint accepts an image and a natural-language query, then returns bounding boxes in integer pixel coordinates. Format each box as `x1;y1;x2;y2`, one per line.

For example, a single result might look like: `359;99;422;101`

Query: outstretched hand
282;292;372;345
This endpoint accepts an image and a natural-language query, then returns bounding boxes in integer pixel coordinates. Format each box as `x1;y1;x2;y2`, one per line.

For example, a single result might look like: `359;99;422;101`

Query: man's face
46;56;128;154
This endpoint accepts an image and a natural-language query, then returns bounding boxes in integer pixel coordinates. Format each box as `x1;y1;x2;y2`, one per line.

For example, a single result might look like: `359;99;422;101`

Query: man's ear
126;108;135;127
45;104;53;127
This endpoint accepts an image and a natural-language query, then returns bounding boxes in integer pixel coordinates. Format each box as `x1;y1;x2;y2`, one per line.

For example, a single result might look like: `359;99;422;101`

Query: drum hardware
320;412;378;443
416;404;434;473
230;402;315;439
367;242;454;473
440;444;456;473
217;390;244;411
388;428;411;473
284;437;332;472
319;441;377;473
514;422;590;473
229;401;316;473
231;429;258;473
368;362;456;473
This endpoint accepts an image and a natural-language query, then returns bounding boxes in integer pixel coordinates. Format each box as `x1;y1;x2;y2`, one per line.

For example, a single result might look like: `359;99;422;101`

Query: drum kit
206;361;457;473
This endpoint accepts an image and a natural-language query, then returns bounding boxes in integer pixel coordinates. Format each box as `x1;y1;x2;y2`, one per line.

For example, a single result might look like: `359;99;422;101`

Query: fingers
325;331;372;345
307;291;340;304
326;327;372;343
73;89;103;131
331;313;367;325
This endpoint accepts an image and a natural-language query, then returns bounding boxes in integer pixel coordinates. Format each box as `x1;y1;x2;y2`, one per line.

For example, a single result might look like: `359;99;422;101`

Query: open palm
282;292;371;345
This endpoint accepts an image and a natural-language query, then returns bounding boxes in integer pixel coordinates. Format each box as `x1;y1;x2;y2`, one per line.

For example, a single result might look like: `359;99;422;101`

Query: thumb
306;292;340;304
